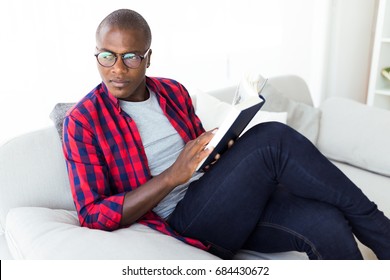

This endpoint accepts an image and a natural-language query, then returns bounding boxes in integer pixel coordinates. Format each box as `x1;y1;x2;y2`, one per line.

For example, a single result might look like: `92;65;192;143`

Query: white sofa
1;75;389;260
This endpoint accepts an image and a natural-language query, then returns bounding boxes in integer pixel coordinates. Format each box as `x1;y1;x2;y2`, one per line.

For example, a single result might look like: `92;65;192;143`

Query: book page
196;75;267;171
196;96;265;172
232;73;267;106
204;108;240;150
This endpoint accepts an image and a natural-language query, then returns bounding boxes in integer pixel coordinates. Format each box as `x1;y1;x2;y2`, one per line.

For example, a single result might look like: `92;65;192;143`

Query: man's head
96;9;152;49
95;9;152;102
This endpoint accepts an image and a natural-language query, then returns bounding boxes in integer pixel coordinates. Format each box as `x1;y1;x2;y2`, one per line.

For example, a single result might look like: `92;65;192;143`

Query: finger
198;144;214;160
192;129;217;149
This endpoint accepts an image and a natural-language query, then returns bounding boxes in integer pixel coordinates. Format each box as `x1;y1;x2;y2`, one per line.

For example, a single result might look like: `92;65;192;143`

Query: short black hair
96;9;152;48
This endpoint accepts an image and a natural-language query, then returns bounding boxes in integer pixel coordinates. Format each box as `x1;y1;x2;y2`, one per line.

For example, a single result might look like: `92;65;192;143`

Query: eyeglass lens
97;52;143;68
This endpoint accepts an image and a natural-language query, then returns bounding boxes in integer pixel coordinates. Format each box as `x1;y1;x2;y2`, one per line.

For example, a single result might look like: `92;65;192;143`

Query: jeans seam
258;222;323;259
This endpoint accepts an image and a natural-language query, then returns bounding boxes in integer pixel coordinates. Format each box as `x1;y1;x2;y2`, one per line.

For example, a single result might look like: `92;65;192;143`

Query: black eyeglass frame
94;48;151;69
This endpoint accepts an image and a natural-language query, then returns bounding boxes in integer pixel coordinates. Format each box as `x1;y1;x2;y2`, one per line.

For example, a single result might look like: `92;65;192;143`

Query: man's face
96;26;151;102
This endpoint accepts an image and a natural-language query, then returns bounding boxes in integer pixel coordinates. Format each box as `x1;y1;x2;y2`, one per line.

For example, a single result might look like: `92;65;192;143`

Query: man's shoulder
147;77;186;93
65;84;106;120
147;76;182;86
147;76;191;104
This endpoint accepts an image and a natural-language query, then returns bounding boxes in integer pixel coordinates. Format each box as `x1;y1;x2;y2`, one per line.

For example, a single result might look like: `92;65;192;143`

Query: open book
196;75;267;171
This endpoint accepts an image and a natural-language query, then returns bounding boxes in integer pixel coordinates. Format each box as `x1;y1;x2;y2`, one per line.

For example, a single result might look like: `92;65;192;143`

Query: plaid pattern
62;77;207;250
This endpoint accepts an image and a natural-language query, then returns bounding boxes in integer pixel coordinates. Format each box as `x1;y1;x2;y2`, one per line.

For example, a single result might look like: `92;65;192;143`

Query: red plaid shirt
62;77;208;250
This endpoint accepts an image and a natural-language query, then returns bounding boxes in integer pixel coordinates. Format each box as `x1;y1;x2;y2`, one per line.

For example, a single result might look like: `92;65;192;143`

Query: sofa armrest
0;127;75;230
318;97;390;177
0;231;13;259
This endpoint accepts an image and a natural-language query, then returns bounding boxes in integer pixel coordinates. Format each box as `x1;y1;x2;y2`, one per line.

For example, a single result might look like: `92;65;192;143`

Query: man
63;9;390;259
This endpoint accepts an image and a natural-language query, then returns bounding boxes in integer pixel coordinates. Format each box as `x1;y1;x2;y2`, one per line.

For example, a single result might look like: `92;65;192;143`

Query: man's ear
147;49;152;68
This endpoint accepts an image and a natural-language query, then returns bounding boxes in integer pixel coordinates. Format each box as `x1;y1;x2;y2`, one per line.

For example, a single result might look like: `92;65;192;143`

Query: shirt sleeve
62;114;125;231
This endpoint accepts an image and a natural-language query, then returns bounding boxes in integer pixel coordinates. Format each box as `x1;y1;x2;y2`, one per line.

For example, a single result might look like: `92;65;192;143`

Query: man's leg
168;123;390;259
243;187;363;259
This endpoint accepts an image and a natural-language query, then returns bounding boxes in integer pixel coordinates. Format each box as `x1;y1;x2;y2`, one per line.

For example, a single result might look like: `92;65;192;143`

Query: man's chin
107;86;132;99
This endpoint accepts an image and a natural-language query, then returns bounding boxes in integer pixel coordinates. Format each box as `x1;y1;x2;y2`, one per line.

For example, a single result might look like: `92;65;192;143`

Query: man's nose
112;56;128;73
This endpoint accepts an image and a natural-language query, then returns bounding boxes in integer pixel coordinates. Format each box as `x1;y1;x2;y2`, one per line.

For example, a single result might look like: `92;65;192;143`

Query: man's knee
247;122;306;144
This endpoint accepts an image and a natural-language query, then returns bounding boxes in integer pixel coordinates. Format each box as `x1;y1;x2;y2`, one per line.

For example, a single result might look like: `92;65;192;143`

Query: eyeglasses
95;49;150;69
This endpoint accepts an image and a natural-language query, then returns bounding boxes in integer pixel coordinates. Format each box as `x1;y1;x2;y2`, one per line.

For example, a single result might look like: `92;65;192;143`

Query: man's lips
109;79;130;88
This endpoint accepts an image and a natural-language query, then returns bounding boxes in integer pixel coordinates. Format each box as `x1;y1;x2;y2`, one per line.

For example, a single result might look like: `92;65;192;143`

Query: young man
62;9;390;259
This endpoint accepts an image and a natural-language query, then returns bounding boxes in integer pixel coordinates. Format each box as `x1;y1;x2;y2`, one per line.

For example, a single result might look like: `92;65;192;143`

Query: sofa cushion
318;98;390;177
5;207;308;260
260;83;321;144
5;207;219;260
49;103;75;141
194;79;320;144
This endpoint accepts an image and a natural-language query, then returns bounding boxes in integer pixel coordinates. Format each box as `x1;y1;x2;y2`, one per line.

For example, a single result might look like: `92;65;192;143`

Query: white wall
323;0;378;103
0;0;375;145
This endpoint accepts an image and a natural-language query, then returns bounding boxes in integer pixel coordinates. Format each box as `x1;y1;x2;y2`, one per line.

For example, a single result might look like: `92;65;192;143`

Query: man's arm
63;114;214;229
119;130;214;226
63;115;125;230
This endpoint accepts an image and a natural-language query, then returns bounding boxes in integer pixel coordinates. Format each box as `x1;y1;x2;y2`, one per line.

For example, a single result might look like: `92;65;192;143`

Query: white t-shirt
119;90;203;219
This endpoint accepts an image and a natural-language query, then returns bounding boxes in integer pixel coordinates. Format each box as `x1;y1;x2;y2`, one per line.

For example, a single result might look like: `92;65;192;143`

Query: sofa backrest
0;127;75;231
204;75;314;106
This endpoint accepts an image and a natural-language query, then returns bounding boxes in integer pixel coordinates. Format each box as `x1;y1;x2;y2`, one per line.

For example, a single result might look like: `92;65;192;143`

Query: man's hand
120;130;231;226
204;139;235;170
164;130;216;186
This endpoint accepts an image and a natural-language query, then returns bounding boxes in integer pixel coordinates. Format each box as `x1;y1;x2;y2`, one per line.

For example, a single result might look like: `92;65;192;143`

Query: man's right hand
120;130;215;227
164;130;216;186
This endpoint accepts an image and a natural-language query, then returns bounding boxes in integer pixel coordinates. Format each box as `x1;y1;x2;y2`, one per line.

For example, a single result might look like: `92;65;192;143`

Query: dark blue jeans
168;123;390;260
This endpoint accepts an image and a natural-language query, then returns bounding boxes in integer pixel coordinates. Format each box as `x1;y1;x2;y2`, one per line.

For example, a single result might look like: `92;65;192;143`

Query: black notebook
196;79;267;171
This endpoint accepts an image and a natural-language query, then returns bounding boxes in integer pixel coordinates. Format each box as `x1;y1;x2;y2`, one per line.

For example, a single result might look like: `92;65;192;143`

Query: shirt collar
100;82;120;110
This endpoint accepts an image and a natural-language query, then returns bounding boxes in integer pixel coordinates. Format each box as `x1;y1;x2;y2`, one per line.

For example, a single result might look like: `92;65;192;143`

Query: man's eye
100;52;115;60
123;53;138;60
